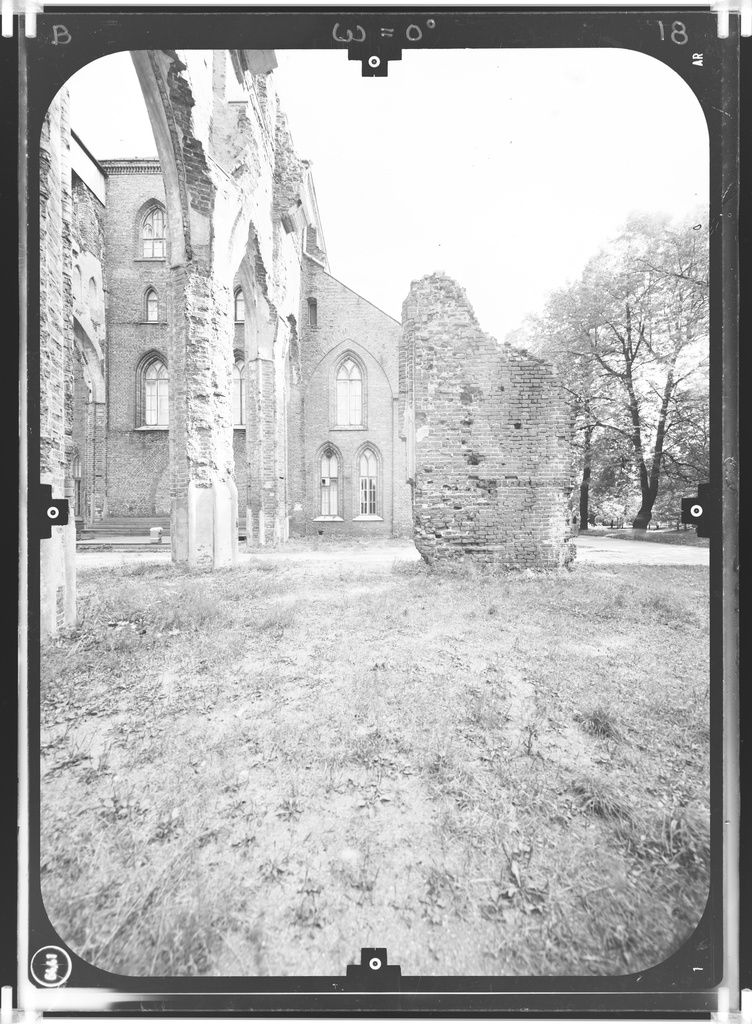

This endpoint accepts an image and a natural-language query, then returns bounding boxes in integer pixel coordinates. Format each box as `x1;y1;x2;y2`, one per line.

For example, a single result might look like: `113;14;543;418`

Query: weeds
571;773;634;823
575;706;621;741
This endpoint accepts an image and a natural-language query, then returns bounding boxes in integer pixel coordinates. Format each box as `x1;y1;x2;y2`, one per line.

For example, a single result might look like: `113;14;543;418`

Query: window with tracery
336;358;362;426
359;448;378;515
144;358;169;426
142;207;165;259
320;448;339;516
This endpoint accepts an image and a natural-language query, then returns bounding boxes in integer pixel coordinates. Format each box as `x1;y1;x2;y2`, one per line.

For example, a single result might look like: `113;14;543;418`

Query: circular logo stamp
30;946;72;987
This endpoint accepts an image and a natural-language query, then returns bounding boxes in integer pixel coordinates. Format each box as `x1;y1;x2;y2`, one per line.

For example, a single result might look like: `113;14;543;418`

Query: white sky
67;47;708;340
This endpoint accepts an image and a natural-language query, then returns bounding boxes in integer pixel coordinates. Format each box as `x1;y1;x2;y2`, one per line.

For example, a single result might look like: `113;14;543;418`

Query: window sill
331;425;367;431
134;257;167;263
353;515;384;522
233;425;246;431
135;425;169;431
313;516;344;522
141;321;168;326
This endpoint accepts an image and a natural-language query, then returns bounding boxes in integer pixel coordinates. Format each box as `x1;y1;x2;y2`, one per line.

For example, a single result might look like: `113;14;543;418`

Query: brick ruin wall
101;165;172;517
400;274;576;568
71;176;107;521
39;92;76;632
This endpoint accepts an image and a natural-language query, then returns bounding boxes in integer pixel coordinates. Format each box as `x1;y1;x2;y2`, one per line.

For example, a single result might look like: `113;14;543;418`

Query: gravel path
74;535;709;570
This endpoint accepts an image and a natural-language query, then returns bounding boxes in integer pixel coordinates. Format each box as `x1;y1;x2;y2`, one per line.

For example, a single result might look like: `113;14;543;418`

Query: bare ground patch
39;552;710;977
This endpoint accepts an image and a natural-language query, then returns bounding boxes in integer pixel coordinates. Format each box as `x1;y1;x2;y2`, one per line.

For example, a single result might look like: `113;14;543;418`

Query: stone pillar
132;51;245;568
167;267;237;567
39;93;76;635
245;353;274;546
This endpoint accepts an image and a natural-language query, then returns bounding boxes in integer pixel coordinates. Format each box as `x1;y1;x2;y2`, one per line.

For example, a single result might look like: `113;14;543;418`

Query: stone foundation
399;273;576;568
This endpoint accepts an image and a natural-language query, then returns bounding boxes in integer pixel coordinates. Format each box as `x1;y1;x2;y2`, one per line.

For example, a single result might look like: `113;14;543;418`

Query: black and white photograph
20;5;738;1012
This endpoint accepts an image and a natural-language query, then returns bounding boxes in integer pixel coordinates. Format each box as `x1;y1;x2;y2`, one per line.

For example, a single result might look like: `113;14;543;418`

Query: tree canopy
517;213;709;529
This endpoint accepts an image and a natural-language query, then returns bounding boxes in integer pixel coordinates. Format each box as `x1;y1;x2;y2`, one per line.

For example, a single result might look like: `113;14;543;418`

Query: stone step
81;518;246;538
78;522;249;548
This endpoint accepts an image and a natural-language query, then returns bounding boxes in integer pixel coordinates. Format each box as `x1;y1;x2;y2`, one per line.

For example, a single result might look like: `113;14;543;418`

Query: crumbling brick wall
71;173;107;522
39;92;76;633
400;273;576;567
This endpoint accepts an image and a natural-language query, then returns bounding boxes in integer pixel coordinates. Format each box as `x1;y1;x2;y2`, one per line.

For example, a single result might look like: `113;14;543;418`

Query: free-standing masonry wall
399;273;576;568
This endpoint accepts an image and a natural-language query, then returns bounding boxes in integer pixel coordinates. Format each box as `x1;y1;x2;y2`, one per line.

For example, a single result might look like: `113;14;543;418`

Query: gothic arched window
234;288;245;322
145;288;159;322
320;448;339;517
336;358;362;426
143;357;169;426
233;358;246;426
359;448;378;516
142;207;165;259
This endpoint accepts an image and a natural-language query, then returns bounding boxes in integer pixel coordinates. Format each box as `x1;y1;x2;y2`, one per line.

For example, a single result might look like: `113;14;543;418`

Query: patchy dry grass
39;550;710;978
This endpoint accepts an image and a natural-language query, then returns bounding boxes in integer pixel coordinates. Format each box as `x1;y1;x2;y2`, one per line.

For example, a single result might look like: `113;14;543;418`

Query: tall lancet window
145;288;159;322
359;448;378;516
336;359;362;426
320;448;339;516
144;359;169;425
142;207;165;259
233;359;246;425
234;288;245;322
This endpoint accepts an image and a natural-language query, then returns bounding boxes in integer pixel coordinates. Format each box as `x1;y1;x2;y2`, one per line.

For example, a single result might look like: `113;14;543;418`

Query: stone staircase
77;516;248;551
79;516;171;539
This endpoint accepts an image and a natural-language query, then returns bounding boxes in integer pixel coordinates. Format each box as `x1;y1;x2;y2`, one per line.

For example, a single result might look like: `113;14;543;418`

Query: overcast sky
67;46;708;340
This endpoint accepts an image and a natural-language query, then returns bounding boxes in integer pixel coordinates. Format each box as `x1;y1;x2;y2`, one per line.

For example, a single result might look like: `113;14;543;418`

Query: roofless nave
38;49;575;635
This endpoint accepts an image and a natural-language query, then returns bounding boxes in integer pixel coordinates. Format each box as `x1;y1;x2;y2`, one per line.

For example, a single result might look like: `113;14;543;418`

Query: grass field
39;548;710;978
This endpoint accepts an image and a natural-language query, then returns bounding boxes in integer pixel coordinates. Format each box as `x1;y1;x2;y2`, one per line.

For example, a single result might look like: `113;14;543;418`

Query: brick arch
130;52;191;266
307;340;395;401
73;317;105;403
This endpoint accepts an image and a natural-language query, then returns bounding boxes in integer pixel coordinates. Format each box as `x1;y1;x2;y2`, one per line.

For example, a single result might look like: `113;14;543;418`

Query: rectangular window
350;380;362;425
336;380;349;425
308;298;318;327
147;381;169;425
157;381;169;425
233;378;245;426
145;382;157;425
360;477;376;515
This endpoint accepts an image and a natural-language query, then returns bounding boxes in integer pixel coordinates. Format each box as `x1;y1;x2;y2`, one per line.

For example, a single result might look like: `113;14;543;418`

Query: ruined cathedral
38;49;575;634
